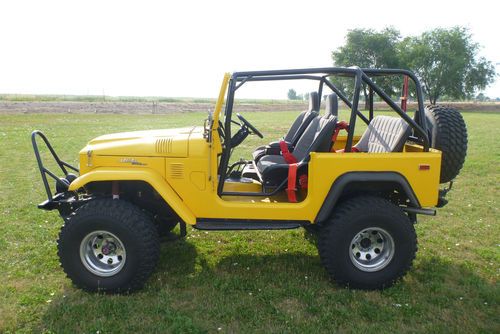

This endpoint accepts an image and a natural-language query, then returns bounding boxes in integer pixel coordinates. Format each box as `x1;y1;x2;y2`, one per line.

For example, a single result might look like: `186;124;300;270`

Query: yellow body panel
332;135;361;151
85;128;193;157
71;147;441;225
80;156;166;177
309;151;441;207
159;146;440;223
68;75;442;226
68;167;196;225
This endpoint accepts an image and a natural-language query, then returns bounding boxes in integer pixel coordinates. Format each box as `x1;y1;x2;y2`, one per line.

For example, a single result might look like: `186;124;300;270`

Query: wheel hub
349;227;395;272
360;238;371;249
101;242;116;255
80;230;126;277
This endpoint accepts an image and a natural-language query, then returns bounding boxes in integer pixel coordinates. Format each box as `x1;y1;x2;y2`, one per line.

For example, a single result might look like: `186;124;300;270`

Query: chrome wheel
349;227;395;272
80;230;126;277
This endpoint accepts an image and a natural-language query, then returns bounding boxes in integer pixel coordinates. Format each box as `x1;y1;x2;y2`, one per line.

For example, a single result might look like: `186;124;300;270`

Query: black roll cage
217;66;429;196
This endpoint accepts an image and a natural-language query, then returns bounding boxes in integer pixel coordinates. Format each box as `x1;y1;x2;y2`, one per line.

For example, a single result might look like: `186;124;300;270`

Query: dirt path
0;101;308;114
0;101;498;114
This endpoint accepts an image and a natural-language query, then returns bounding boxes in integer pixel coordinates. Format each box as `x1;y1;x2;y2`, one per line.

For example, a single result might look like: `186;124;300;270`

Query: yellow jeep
32;67;467;292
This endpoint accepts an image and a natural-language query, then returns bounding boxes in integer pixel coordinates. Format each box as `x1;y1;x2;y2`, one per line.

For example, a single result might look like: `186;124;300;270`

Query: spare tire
424;105;467;183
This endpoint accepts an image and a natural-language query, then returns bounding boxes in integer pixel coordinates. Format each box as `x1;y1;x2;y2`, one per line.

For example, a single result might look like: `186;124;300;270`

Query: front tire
57;199;160;293
318;196;417;289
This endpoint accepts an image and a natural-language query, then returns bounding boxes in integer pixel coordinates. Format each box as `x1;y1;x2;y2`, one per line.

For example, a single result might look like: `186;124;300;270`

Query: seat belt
279;140;297;164
286;163;299;203
279;140;300;202
332;121;349;145
331;121;360;153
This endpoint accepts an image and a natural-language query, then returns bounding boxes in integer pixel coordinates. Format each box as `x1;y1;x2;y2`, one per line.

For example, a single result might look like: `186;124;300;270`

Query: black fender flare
315;172;420;224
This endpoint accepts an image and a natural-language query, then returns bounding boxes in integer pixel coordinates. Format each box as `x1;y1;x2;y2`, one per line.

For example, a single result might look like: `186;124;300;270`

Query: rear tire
57;199;160;293
425;105;467;183
318;196;417;289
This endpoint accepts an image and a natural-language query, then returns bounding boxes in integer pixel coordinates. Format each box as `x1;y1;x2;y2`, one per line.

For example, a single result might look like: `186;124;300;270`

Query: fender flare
68;167;196;225
315;172;420;224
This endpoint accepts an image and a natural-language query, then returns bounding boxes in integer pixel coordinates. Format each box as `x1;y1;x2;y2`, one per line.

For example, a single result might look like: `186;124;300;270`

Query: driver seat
257;114;337;188
251;92;320;162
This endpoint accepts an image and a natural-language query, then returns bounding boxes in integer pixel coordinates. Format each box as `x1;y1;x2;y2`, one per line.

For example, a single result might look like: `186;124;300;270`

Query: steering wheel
236;113;264;138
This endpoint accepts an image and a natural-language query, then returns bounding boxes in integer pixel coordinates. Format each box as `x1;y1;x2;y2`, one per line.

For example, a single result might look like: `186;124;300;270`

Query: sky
0;0;498;99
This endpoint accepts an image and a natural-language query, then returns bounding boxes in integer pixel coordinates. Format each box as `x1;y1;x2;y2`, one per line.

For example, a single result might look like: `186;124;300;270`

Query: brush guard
31;130;80;211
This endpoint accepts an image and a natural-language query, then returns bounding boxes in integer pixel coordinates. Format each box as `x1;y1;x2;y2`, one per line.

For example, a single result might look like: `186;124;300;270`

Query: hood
83;126;203;157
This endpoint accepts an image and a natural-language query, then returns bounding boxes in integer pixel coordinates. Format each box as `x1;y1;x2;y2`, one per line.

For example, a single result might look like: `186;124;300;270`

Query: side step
194;218;308;231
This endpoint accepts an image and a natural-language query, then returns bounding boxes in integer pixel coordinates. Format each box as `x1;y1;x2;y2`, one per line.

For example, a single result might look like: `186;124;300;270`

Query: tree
287;88;298;100
331;27;402;108
400;27;496;104
475;93;489;102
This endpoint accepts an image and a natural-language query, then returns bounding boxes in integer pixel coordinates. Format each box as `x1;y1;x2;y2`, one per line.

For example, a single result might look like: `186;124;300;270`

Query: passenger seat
324;93;338;118
354;116;411;153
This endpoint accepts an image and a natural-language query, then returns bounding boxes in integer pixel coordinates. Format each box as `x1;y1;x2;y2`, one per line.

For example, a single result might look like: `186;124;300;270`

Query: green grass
0;110;498;333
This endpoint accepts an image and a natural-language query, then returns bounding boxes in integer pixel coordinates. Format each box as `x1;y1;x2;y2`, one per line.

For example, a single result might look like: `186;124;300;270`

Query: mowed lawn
0;110;498;333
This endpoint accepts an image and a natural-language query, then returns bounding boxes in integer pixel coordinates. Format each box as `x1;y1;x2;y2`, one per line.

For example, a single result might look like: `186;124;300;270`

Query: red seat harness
279;141;297;164
331;121;361;152
286;163;299;202
332;121;349;143
279;140;300;202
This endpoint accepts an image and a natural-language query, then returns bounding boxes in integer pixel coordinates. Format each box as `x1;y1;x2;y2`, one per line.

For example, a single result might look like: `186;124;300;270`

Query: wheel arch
315;172;420;224
68;168;196;225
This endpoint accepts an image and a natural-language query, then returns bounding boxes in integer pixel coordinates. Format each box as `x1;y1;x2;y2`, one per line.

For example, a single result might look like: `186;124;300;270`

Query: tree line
288;27;496;105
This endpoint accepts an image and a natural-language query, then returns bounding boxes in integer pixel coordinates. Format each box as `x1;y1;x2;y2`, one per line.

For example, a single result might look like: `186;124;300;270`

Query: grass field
0;110;498;333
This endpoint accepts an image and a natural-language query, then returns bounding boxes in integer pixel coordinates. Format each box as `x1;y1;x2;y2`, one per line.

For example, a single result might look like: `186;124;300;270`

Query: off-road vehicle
32;67;467;292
